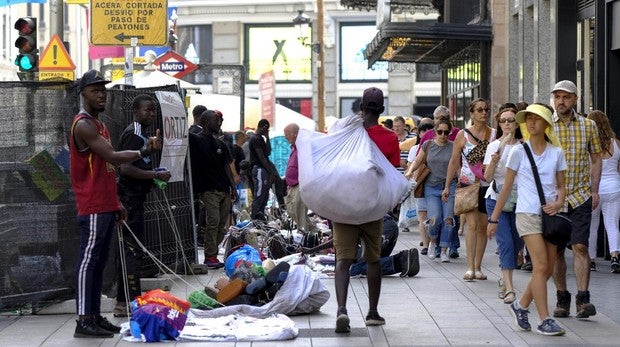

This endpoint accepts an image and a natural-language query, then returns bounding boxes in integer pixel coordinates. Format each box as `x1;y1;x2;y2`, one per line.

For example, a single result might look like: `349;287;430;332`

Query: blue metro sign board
153;51;197;79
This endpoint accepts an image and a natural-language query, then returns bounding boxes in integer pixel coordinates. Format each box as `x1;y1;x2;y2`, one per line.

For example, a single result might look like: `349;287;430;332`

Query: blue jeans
350;214;399;276
486;198;522;270
425;182;456;248
350;256;397;276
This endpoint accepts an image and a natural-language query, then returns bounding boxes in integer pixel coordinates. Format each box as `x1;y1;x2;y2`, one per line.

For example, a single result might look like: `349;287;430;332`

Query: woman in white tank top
443;98;496;281
586;111;620;273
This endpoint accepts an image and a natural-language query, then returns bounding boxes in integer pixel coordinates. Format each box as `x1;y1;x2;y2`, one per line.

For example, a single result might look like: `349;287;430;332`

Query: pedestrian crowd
68;69;618;340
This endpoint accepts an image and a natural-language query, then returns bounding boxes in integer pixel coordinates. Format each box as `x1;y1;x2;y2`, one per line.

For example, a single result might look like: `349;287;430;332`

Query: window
413;96;441;117
245;24;312;82
277;98;313;119
177;25;212;84
340;23;388;82
416;64;441;82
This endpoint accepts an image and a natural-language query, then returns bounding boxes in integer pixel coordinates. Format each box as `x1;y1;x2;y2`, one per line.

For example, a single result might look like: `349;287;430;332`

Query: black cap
78;69;109;93
381;119;393;128
361;87;384;109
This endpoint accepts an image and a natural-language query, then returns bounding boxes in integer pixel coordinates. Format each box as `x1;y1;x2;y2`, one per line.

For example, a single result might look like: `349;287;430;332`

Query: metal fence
0;81;194;311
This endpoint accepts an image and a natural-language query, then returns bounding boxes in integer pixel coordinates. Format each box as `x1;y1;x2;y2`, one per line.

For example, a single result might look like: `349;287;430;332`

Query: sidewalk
1;228;619;346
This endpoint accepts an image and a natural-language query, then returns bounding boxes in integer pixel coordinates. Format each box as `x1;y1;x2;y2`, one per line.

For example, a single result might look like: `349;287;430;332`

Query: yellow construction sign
39;71;75;81
90;0;168;46
39;34;76;71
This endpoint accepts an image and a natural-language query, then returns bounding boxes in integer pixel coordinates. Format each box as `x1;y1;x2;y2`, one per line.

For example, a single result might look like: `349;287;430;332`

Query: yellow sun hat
515;103;560;147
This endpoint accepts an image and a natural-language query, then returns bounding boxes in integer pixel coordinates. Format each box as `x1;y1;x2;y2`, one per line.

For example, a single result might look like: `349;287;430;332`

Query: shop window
245;24;312;82
339;23;388;82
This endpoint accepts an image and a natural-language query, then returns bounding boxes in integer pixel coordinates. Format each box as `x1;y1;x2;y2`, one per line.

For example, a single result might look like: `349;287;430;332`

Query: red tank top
70;113;121;216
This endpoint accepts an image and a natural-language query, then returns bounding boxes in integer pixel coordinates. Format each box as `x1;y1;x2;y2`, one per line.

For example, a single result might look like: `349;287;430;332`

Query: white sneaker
440;253;450;263
428;243;436;259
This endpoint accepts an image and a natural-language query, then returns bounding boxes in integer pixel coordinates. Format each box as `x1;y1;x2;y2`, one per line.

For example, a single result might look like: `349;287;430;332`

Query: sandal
474;271;487;280
463;270;475;281
498;279;506;299
503;290;516;304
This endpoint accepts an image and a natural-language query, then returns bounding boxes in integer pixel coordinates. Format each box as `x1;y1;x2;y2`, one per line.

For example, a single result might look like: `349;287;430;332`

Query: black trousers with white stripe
75;212;116;316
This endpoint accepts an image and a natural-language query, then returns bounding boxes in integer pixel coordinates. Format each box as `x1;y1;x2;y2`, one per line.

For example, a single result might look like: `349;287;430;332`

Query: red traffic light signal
14;17;38;72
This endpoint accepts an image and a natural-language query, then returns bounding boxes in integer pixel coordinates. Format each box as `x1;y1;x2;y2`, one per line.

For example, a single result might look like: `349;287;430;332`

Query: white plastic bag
398;191;417;229
296;116;408;224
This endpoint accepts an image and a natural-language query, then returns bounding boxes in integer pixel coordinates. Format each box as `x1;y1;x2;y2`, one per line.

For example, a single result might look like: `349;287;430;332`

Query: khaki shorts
515;213;542;237
332;219;383;262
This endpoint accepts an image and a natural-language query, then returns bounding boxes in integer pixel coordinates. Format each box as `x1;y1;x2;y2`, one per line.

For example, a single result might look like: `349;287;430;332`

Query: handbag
413;163;430;198
454;182;480;215
412;142;431;198
464;128;491;165
522;143;571;245
492;181;518;212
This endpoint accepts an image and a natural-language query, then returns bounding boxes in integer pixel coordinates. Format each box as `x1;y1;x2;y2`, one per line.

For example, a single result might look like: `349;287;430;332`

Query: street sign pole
124;37;138;86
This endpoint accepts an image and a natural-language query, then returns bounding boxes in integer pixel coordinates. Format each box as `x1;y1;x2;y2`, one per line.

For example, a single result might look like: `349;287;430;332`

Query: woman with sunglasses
406;119;457;262
443;98;497;280
483;108;522;304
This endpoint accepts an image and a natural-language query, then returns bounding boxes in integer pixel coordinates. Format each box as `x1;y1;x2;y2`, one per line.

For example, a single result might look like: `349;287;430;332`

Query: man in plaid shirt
550;80;602;319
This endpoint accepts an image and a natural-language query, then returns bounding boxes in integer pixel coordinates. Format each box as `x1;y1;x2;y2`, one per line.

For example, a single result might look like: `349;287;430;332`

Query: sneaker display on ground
509;301;531;331
335;312;350;333
365;311;386;326
74;319;114;338
420;247;428;255
440;252;450;263
611;256;620;273
553;290;571;318
95;315;121;333
521;261;532;272
449;249;459;258
575;291;596;319
406;248;420;277
590;261;597;271
536;318;565;336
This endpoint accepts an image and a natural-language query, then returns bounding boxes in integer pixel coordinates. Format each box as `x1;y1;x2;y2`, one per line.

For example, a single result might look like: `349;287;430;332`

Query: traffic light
14;17;38;72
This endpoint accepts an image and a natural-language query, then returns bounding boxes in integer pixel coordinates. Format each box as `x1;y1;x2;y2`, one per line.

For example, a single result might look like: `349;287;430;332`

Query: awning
364;22;492;67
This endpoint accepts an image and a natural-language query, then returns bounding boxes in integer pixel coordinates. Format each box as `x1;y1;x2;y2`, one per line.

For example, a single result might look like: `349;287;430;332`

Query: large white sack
296;116;408;225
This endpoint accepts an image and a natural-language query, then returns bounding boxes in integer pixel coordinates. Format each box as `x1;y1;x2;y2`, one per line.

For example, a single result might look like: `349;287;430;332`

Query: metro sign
153;51;197;79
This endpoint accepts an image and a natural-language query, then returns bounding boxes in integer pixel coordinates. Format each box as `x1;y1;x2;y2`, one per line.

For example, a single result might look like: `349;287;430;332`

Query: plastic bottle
154;167;168;189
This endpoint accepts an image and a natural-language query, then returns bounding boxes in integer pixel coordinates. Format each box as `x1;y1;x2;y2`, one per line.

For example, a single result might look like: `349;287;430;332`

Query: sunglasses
498;117;516;123
474;108;490;113
436;130;450;136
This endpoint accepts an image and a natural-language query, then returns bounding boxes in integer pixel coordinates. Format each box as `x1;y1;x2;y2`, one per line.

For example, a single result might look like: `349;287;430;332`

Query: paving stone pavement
1;227;619;346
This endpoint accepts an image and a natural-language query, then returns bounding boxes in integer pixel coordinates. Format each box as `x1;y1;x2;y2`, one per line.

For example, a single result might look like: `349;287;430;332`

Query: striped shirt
397;132;417;173
553;112;602;210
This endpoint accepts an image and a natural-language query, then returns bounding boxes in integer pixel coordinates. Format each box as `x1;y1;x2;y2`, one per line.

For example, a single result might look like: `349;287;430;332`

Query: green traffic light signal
15;55;35;71
14;17;38;72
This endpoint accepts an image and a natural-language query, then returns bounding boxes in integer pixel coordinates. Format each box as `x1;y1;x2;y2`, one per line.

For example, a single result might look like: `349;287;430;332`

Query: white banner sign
155;91;187;182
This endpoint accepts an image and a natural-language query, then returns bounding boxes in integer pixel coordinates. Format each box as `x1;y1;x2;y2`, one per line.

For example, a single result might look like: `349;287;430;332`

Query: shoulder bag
454;182;480;215
412;142;431;198
522;143;571;245
492;180;518;212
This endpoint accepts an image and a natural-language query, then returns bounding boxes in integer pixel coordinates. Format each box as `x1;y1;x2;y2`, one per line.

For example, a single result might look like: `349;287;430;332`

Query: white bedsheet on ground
180;314;298;341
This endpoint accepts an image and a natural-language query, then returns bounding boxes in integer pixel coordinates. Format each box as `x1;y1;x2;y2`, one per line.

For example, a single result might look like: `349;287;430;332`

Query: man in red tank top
332;87;407;334
70;70;162;338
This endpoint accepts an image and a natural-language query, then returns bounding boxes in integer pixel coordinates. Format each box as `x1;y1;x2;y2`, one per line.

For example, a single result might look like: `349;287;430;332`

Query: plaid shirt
553;111;602;210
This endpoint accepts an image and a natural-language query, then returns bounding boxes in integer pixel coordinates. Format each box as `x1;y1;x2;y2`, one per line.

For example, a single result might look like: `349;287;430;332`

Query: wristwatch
487;218;498;224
